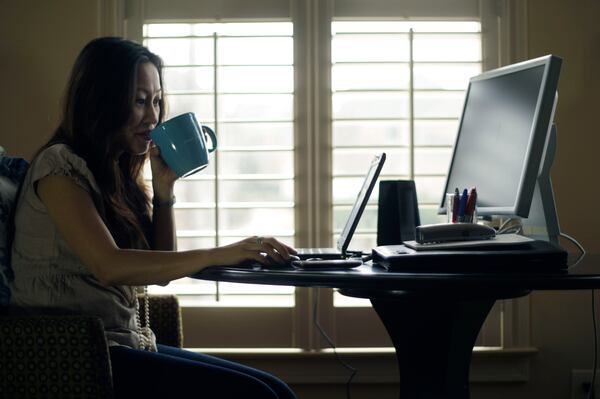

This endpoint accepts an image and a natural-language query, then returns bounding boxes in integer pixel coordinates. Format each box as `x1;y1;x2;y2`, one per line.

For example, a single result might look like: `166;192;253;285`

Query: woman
10;37;297;398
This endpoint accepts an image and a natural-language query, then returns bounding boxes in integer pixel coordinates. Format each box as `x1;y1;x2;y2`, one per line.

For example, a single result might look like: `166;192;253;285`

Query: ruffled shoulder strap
31;144;101;195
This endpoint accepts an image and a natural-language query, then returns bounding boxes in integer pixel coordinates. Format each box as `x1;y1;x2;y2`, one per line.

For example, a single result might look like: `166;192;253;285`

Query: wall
1;1;599;398
0;0;104;159
544;0;600;253
507;0;600;398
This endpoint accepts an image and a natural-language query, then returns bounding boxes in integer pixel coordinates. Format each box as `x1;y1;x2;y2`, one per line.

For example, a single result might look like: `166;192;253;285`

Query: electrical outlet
572;370;600;399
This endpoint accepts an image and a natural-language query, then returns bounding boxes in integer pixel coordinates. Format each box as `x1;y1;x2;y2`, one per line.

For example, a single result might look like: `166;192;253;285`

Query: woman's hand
212;236;298;266
149;145;178;200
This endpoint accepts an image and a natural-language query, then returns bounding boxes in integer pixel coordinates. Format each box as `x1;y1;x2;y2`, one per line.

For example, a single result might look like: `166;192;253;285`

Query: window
331;21;482;309
126;0;515;350
145;22;296;308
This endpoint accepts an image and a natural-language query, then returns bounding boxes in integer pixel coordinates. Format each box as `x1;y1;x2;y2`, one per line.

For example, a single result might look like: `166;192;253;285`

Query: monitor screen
439;55;562;218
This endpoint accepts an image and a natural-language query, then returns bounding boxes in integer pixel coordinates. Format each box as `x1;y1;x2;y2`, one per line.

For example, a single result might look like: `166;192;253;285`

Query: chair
0;149;183;398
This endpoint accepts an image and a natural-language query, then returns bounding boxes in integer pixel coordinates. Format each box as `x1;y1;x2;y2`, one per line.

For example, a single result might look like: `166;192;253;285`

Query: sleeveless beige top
10;144;155;350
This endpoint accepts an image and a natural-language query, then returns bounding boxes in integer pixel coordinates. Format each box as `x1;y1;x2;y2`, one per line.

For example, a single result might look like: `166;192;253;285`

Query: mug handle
202;126;218;153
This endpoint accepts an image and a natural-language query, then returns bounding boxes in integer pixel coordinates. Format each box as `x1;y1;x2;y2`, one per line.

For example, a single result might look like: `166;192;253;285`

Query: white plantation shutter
144;22;296;307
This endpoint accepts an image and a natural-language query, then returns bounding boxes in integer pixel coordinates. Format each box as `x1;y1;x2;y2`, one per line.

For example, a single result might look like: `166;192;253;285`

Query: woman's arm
37;175;295;287
149;146;177;251
151;202;176;251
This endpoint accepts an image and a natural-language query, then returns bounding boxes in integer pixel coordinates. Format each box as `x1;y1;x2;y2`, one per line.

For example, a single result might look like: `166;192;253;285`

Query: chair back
0;150;29;306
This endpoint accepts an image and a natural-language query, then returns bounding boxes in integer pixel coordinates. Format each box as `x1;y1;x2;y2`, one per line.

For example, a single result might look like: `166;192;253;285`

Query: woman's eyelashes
135;97;162;107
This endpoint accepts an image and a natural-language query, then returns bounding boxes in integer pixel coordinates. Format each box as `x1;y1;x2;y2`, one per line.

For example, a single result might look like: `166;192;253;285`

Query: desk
195;254;600;399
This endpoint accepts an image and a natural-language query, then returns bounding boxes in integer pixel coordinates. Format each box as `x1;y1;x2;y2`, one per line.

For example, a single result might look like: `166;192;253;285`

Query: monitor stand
521;123;560;245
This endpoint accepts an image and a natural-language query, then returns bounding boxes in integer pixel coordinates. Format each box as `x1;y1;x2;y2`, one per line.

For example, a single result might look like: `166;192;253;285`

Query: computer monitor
438;55;562;242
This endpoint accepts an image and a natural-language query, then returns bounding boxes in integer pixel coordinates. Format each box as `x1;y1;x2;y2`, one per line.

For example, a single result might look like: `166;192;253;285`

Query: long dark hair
42;37;165;249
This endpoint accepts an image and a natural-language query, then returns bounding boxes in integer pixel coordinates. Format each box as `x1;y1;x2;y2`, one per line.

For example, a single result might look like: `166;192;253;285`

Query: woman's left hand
149;145;178;199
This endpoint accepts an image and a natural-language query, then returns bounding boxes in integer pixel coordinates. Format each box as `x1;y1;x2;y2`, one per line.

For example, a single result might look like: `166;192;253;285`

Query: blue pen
458;188;468;222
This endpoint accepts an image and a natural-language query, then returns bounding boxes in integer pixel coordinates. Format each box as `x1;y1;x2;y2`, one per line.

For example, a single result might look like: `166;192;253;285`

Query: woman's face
121;62;162;155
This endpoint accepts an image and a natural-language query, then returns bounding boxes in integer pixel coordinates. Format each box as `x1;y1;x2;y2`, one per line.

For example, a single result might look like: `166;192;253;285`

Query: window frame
116;0;531;352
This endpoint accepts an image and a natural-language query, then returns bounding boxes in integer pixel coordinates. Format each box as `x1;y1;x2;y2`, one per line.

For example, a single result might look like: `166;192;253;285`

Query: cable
590;290;598;399
497;217;520;234
496;227;586;268
560;232;586;269
496;218;524;235
498;224;523;235
560;232;586;255
313;289;357;399
557;232;593;397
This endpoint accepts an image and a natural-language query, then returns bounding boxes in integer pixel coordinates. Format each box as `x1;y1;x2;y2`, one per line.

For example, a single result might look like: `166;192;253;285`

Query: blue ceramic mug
150;112;217;178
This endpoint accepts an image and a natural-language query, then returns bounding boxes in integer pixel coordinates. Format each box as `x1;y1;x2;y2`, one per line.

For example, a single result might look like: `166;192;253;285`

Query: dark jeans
110;344;297;399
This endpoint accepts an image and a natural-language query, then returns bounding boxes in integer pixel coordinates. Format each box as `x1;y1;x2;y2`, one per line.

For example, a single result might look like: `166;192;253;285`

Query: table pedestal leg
370;296;494;399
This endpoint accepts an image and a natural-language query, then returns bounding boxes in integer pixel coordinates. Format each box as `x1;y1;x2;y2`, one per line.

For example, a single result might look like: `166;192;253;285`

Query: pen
452;187;459;223
458;188;468;222
465;187;477;222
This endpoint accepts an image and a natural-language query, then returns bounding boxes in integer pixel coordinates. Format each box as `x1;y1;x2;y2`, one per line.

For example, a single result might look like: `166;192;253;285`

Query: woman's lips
137;132;152;141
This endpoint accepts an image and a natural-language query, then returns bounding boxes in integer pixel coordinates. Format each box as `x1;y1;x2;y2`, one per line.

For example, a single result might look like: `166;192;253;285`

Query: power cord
496;222;586;268
589;289;598;399
496;217;523;235
557;232;594;397
496;226;593;394
560;232;586;269
313;288;357;399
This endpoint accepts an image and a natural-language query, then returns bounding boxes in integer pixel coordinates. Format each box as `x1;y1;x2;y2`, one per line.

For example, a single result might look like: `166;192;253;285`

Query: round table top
194;253;600;295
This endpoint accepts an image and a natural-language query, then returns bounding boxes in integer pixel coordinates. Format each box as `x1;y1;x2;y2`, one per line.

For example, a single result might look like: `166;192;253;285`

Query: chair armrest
0;314;113;398
139;294;184;348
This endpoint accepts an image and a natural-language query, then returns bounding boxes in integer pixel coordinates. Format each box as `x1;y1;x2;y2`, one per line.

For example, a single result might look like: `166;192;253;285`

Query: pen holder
446;192;477;223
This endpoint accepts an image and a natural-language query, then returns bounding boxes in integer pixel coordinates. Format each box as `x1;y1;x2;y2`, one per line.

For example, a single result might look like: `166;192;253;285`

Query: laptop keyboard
297;248;339;255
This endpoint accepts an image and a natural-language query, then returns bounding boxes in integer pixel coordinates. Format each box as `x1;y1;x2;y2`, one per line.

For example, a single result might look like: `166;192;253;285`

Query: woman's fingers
255;236;297;260
149;145;161;157
219;236;298;266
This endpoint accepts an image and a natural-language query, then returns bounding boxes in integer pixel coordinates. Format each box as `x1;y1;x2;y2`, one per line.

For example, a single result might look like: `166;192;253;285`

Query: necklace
134;285;152;350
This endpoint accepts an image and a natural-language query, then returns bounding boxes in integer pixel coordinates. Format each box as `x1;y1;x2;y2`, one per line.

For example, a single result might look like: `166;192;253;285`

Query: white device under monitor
438;55;563;244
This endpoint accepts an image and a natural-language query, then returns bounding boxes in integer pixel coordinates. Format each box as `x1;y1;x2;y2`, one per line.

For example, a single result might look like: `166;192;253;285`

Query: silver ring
256;236;263;246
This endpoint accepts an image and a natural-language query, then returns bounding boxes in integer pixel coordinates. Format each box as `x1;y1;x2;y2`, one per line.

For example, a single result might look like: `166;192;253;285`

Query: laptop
296;153;386;260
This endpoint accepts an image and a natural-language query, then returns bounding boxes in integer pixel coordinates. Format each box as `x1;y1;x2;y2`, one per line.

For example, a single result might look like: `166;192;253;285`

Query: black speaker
377;180;421;245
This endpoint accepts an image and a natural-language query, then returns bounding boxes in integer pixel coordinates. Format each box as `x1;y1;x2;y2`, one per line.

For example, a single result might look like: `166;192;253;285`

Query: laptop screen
336;153;386;253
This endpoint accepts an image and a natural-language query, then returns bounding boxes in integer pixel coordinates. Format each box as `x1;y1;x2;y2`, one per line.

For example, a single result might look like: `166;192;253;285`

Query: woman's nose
146;103;159;127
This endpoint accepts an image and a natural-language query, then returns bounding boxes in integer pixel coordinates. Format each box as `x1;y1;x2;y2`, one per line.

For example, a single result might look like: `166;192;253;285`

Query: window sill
186;347;538;384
